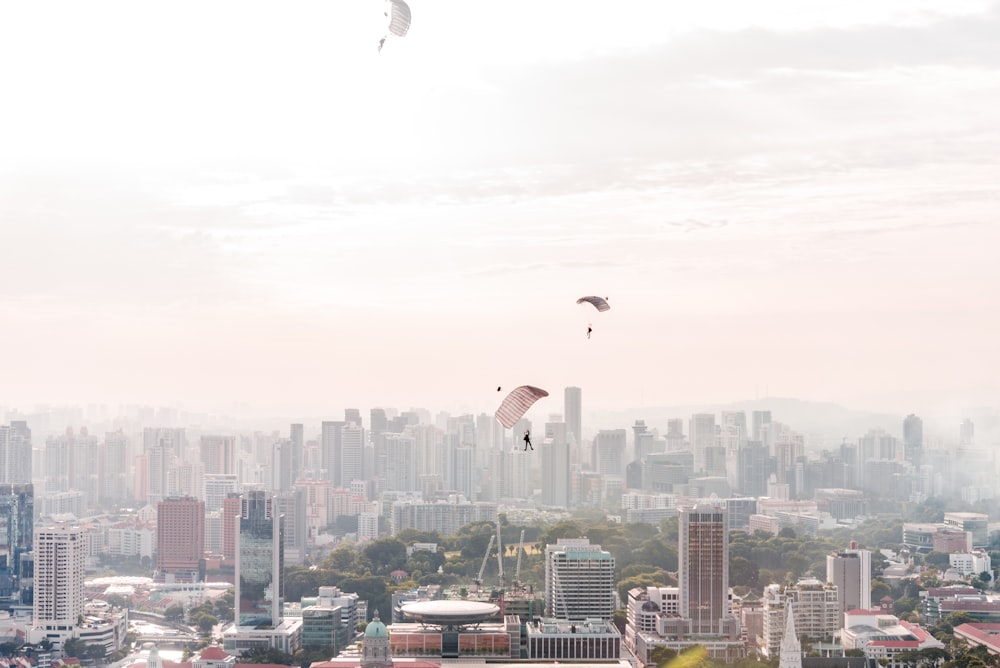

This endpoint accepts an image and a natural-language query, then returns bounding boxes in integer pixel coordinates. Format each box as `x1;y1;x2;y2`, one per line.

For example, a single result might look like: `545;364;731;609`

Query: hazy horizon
2;1;998;419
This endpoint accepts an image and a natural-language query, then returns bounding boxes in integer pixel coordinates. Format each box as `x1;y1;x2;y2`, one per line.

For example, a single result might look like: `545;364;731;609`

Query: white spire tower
779;604;803;668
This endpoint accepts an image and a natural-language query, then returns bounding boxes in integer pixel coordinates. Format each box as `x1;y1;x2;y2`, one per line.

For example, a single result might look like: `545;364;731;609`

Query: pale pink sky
1;0;998;420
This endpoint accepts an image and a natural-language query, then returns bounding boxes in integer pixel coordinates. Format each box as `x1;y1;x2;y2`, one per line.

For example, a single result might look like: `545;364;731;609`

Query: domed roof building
361;612;392;668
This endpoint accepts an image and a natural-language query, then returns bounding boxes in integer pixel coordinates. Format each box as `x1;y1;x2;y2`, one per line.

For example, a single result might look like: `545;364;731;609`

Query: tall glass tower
235;490;284;627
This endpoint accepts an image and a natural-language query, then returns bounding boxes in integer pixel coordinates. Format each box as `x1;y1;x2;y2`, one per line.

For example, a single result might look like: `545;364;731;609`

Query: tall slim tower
33;522;86;631
689;414;717;475
544;538;615;621
541;419;570;508
902;414;923;469
564;387;582;449
679;505;729;634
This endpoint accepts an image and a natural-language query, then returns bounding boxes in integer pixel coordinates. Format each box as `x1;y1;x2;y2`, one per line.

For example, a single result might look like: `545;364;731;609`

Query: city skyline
2;1;999;416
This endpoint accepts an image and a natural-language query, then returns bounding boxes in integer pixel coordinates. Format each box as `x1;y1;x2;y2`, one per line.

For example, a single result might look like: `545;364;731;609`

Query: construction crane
474;534;495;590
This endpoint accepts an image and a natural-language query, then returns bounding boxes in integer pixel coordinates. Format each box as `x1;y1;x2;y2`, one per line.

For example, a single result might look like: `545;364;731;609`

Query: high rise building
0;483;33;604
541;419;570;508
321;421;346;486
752;411;772;442
101;431;130;504
383;434;417;492
903;414;923;470
204;474;239;513
0;421;31;484
222;492;242;561
689;414;717;475
544;538;615;621
826;546;872;622
594;429;626;476
960;419;975;447
201;436;236;476
564;387;582;449
341;423;366;487
235;490;284;627
290;423;304;485
157;496;205;577
33;522;86;631
679;505;730;634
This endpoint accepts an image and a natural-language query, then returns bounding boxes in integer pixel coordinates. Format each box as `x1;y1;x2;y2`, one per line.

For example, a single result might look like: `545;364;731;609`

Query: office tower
146;440;174;506
345;409;362;426
0;421;31;484
33;522;86;629
0;484;33;603
902;414;923;469
544;538;615;621
383;434;417;492
276;490;307;564
235;490;284;627
679;505;729;634
321;421;346;486
594;429;626;476
204;474;239;513
751;411;772;442
737;441;772;497
689;414;716;475
222;492;242;561
101;431;130;504
370;409;388;445
541;419;570;508
564;387;582;448
200;435;236;475
960;419;975;447
290;423;304;485
826;546;872;621
341;423;365;486
633;420;651;462
272;439;294;492
157;496;205;577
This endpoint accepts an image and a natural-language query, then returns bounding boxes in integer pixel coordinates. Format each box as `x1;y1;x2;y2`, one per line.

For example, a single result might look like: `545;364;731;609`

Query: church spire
779;604;802;668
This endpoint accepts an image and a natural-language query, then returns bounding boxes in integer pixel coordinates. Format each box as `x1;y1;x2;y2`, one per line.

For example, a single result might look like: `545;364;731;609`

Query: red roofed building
954;623;1000;655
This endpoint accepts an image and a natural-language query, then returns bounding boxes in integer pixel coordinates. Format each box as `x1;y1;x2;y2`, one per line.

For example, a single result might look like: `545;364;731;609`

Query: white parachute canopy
495;385;549;429
387;0;411;37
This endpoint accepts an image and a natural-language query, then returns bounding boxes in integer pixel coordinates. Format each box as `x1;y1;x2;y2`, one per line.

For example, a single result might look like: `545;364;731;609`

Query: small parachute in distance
387;0;411;36
495;385;549;429
577;296;610;312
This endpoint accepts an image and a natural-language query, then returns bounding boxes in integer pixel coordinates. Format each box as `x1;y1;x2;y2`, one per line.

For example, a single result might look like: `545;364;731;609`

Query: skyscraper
826;546;872;622
321;421;346;486
541;419;570;508
0;483;33;604
564;387;582;450
689;413;716;475
157;496;205;577
33;522;86;631
544;538;615;621
235;490;284;627
0;421;31;484
902;414;923;469
679;505;730;634
594;429;626;476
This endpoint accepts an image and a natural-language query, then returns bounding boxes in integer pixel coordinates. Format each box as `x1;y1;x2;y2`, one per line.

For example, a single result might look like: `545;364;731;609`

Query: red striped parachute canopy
495;385;549;429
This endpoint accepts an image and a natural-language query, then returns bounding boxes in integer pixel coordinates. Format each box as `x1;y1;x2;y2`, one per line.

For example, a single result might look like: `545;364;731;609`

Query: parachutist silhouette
523;429;533;451
587;325;592;339
378;37;386;51
497;386;502;392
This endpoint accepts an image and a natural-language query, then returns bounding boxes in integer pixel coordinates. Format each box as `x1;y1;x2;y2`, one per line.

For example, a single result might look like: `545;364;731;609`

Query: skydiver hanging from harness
587;324;593;339
523;429;533;451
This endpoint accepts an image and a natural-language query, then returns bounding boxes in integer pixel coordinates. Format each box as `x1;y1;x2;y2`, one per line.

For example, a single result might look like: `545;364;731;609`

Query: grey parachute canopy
576;296;610;312
495;385;549;429
387;0;411;37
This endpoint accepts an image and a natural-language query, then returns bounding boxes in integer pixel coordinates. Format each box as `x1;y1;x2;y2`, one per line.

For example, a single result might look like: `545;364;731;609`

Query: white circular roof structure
400;600;500;626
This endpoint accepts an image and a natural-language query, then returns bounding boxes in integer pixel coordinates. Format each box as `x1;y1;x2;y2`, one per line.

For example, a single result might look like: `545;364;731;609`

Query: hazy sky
2;0;998;419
